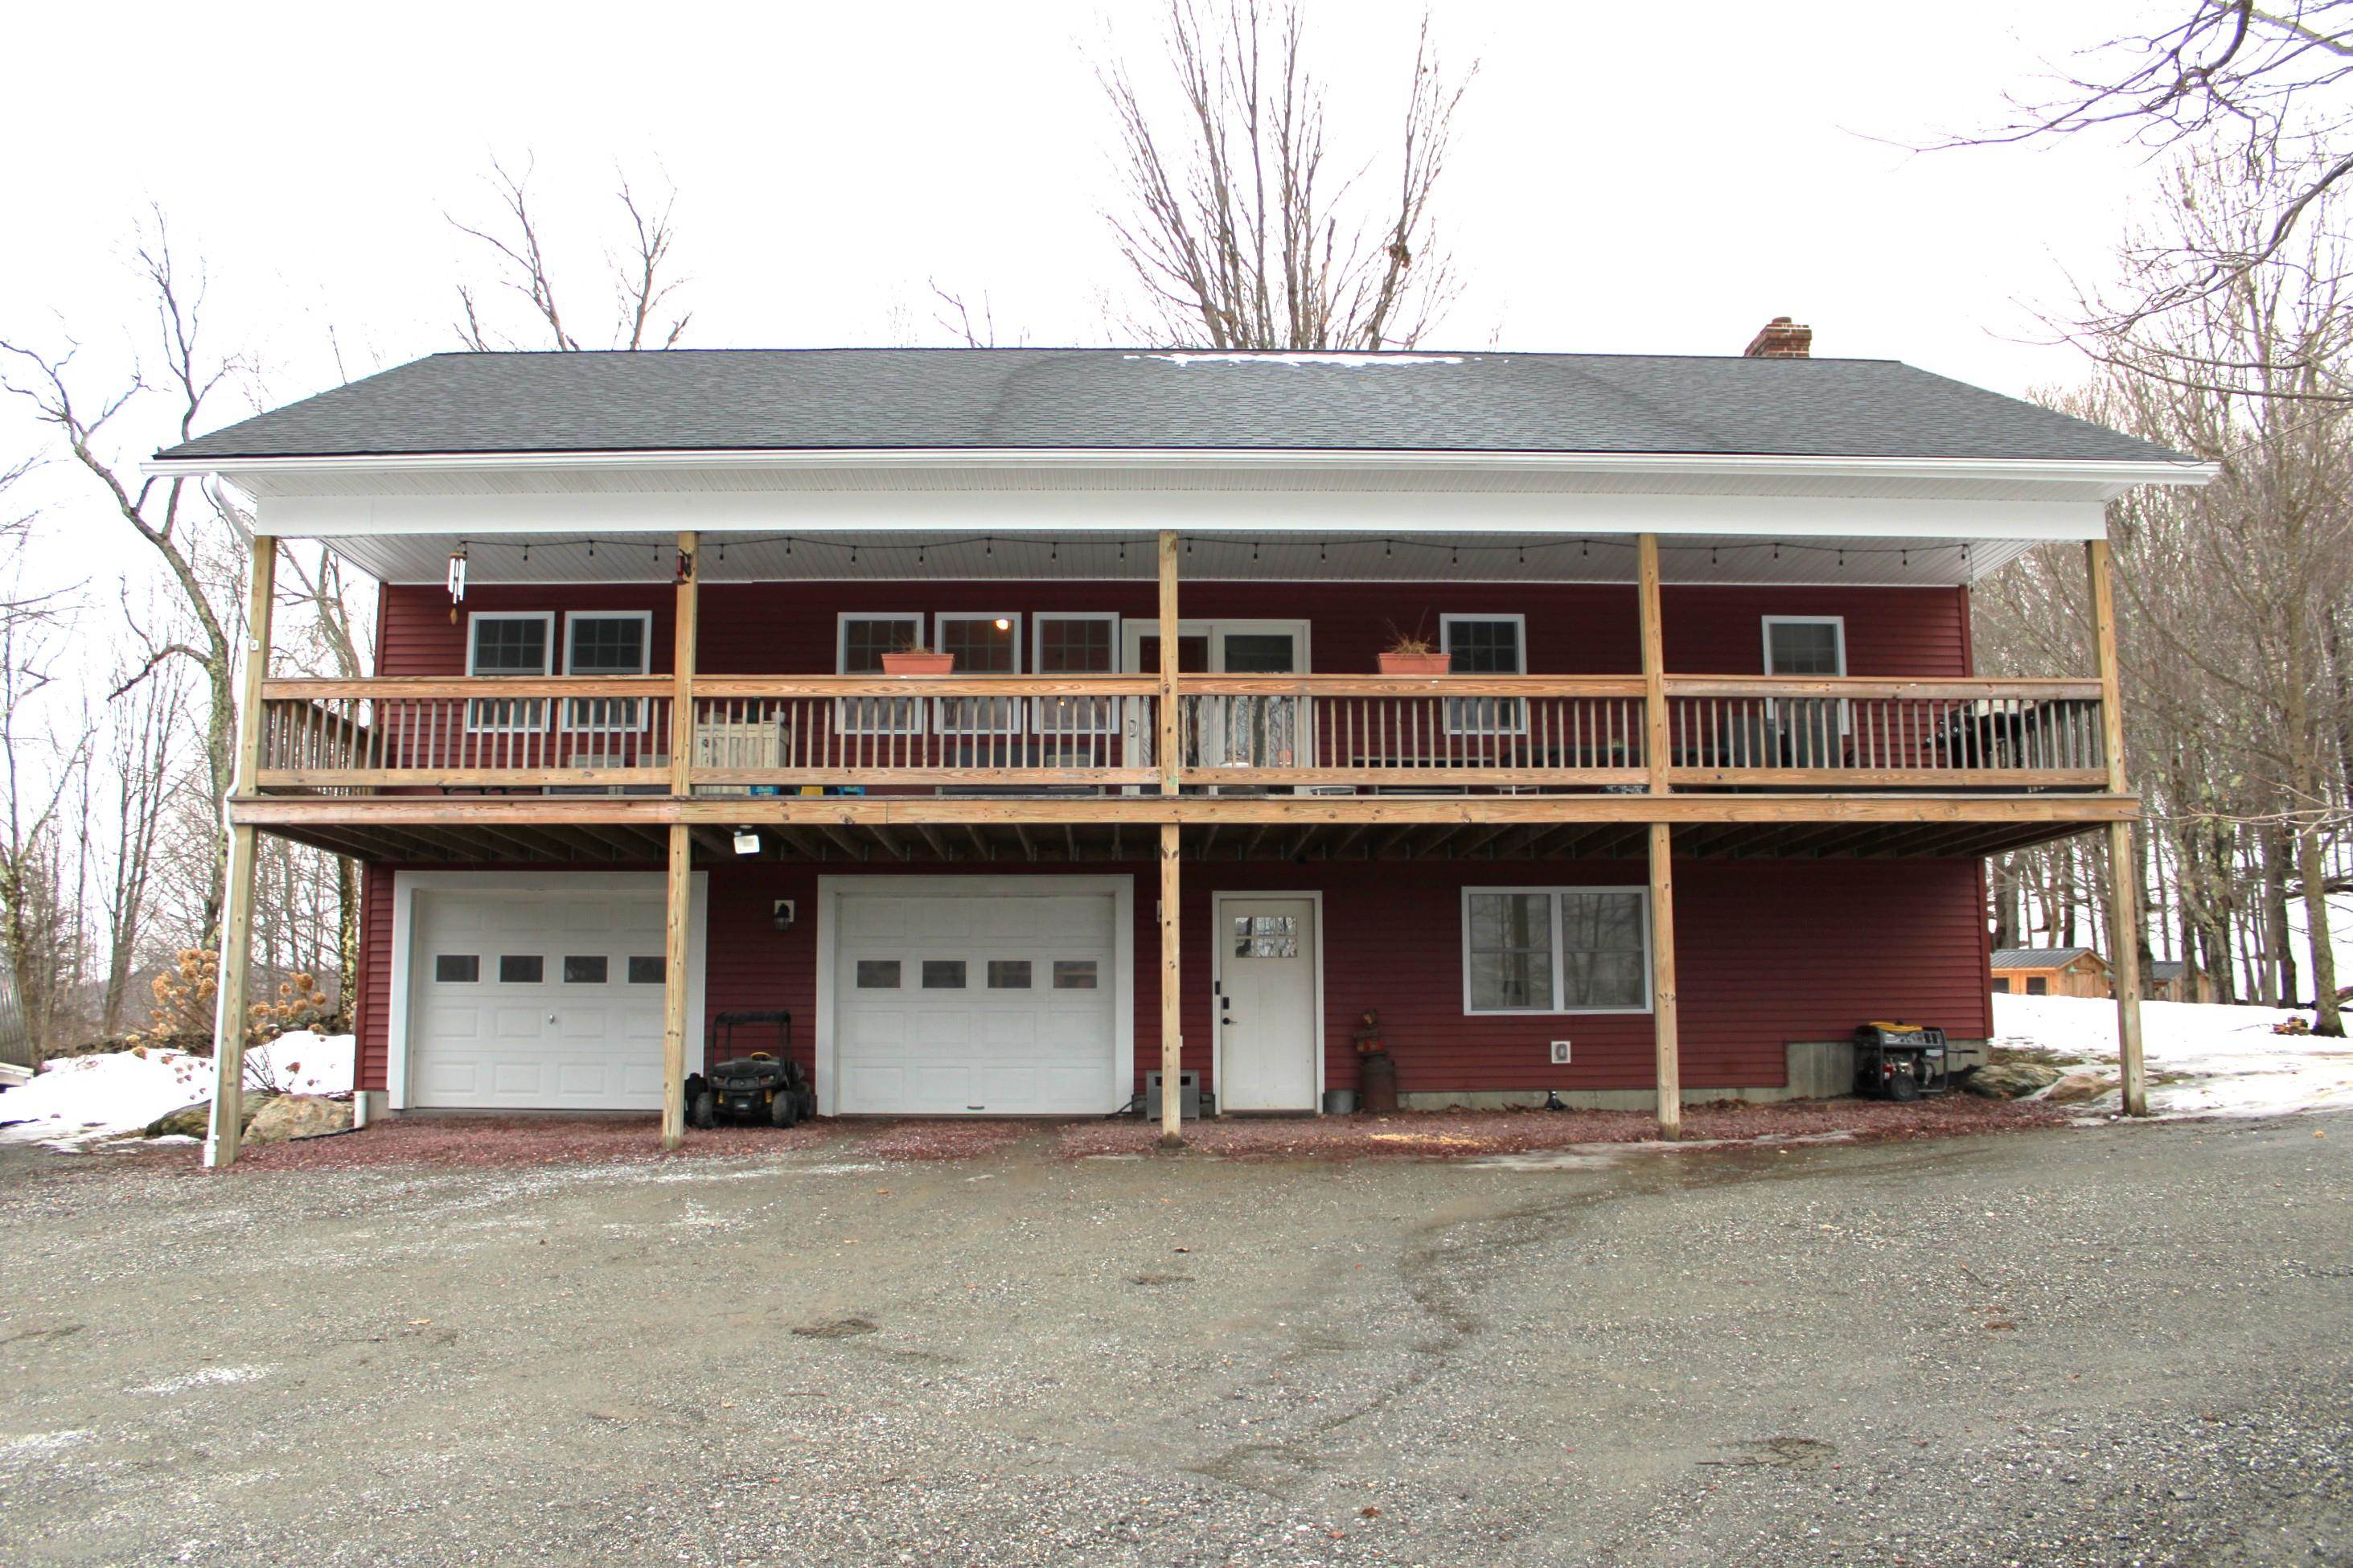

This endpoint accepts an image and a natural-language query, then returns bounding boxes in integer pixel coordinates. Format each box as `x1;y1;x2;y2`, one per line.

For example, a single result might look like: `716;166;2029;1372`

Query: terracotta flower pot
1377;651;1452;675
881;651;955;675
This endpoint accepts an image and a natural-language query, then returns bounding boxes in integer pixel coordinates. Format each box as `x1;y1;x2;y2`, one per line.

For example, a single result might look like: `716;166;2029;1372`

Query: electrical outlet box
1550;1040;1573;1065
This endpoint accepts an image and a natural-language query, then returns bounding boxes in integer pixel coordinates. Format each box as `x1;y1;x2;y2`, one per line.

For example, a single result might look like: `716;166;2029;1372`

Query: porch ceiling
327;528;2040;589
253;812;2101;867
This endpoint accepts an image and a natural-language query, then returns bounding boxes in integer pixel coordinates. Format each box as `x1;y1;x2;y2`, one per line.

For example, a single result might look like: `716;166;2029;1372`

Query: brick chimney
1743;317;1813;359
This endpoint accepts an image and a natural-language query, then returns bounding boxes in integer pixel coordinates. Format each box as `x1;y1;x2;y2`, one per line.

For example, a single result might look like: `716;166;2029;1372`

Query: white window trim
560;609;654;735
464;610;555;733
1439;613;1529;737
836;610;930;737
1460;885;1653;1016
1033;612;1121;737
933;611;1024;735
1760;615;1847;677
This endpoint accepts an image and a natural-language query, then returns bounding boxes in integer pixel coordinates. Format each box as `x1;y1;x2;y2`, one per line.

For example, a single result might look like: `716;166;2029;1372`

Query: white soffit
331;530;2047;588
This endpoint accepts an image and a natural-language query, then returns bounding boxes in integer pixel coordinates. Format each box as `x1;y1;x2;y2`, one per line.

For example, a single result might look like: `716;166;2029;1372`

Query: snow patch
1990;993;2353;1118
0;1430;92;1459
0;1032;355;1150
1131;351;1466;367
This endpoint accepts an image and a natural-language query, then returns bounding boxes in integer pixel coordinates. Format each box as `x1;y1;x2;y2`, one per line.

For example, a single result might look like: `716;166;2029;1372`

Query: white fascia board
256;486;2112;542
143;445;2218;493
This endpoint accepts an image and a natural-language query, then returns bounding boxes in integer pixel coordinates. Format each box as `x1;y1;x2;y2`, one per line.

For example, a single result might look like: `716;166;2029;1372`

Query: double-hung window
1462;885;1650;1014
837;613;926;735
562;611;652;734
1440;614;1526;735
934;613;1021;735
1033;612;1119;753
466;612;554;732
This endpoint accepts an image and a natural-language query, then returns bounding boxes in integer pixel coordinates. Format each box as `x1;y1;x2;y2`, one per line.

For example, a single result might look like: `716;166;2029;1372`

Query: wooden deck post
2088;538;2147;1114
1156;532;1185;1145
1636;533;1670;796
1636;535;1681;1137
1159;820;1184;1146
1648;821;1682;1140
670;531;698;796
206;533;276;1170
1156;530;1181;797
661;823;692;1149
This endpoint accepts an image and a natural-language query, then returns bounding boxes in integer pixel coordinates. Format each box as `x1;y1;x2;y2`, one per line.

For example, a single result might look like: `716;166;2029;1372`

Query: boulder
1962;1061;2067;1099
244;1094;351;1144
144;1094;274;1139
2043;1072;2115;1106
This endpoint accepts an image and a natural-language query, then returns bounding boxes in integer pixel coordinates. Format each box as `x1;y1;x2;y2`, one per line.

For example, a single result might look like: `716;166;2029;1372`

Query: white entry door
827;879;1127;1114
1215;894;1321;1111
403;880;681;1110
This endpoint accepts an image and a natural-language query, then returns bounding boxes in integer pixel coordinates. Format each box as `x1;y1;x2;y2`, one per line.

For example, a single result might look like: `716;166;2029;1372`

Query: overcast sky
3;0;2154;585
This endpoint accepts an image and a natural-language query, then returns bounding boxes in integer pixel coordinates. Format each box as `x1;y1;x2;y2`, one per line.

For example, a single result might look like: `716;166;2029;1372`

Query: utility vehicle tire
770;1090;797;1129
692;1090;717;1129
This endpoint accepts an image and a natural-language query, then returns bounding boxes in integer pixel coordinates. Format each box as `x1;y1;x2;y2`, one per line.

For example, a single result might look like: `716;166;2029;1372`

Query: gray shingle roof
156;348;2188;464
1990;946;2105;970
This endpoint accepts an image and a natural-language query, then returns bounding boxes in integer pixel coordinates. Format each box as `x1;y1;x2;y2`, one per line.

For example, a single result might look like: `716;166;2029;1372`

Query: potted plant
881;636;955;675
1377;618;1451;676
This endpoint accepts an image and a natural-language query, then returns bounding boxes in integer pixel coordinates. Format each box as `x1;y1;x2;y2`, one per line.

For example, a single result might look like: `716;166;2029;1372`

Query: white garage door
406;886;671;1110
832;885;1120;1114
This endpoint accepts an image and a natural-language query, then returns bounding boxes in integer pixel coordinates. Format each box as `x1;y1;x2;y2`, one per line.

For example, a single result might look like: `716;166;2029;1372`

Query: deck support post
1156;530;1181;796
2087;538;2146;1114
1155;531;1185;1146
1636;534;1681;1137
1648;821;1682;1140
670;531;698;797
1636;533;1670;796
661;823;692;1149
206;533;277;1170
1159;821;1184;1147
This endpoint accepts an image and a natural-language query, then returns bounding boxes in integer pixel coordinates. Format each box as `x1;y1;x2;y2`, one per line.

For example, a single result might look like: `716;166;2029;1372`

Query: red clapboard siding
352;854;1994;1100
378;581;1973;680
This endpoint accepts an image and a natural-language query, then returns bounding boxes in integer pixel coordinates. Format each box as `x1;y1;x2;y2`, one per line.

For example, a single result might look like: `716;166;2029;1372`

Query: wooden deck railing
252;675;2109;795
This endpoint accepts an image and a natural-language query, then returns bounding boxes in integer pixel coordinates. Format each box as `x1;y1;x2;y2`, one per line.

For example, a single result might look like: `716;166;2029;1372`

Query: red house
151;334;2208;1164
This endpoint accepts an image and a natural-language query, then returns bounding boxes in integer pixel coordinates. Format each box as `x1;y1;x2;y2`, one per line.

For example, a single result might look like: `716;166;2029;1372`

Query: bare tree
0;597;92;1065
451;157;693;351
1098;1;1474;349
1954;2;2353;382
1;216;250;950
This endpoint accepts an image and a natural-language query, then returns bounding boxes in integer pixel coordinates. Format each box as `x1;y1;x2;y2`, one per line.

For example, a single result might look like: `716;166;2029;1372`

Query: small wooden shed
1990;946;2113;998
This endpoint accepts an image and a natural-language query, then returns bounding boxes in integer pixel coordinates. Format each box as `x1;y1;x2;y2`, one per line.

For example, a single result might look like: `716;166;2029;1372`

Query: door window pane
922;960;968;989
1220;634;1296;673
856;960;902;989
1052;960;1098;990
987;960;1033;989
499;954;544;984
563;955;609;984
1233;915;1299;958
434;954;480;983
1466;893;1553;1012
626;956;663;984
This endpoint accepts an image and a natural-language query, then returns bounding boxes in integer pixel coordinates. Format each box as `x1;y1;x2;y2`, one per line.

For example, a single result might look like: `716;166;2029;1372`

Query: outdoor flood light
733;829;761;856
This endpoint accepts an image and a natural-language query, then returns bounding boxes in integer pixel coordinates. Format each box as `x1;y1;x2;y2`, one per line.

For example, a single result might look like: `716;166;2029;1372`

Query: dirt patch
1057;1096;2064;1161
228;1115;834;1172
845;1119;1038;1161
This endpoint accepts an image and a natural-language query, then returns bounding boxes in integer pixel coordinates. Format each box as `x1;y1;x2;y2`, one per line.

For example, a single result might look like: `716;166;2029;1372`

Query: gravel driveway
1;1114;2347;1566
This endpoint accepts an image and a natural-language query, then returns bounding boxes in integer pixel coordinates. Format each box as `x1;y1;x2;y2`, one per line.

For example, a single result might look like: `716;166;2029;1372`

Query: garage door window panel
435;954;480;983
856;959;902;989
500;954;545;983
565;955;610;984
922;960;968;989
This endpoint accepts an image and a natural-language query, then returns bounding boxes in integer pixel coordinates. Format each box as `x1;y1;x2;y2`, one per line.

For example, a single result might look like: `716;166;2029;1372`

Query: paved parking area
1;1113;2347;1565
